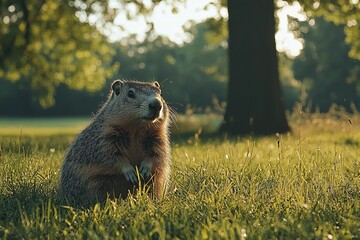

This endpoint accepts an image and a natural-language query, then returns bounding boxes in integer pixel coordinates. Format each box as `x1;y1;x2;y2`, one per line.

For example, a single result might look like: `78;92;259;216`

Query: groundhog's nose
149;99;162;112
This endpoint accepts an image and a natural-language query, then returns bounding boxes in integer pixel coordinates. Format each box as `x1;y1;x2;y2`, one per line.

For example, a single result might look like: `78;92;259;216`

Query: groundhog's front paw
139;160;153;179
121;164;138;184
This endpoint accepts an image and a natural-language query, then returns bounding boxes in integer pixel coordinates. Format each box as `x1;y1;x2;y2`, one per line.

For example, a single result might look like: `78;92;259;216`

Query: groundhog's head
108;80;168;125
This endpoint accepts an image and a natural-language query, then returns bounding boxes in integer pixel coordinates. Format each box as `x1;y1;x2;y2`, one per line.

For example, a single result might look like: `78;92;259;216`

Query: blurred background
0;0;359;134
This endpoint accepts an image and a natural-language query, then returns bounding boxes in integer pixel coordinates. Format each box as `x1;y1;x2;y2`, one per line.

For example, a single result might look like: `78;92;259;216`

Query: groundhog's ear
111;80;124;95
153;81;160;88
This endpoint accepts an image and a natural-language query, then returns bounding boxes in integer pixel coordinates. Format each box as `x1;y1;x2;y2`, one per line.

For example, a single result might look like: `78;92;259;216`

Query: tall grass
0;115;359;239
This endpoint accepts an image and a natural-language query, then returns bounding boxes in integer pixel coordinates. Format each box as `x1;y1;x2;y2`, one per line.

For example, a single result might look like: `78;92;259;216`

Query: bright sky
276;0;307;57
102;0;306;57
106;0;221;44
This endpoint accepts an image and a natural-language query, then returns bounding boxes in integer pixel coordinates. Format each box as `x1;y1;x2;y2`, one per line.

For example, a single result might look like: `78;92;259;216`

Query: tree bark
221;0;290;135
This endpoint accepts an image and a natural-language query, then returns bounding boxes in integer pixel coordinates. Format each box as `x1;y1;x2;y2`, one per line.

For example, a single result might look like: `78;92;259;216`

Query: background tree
293;17;360;111
220;0;359;134
0;0;118;107
113;22;227;112
0;22;228;116
220;0;290;135
1;0;359;135
300;0;360;60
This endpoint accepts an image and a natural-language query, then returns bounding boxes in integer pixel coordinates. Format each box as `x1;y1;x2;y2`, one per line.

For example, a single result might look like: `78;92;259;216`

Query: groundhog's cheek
122;106;143;120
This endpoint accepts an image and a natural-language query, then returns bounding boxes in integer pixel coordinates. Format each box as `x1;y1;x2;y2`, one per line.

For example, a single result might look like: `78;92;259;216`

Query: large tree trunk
221;0;290;135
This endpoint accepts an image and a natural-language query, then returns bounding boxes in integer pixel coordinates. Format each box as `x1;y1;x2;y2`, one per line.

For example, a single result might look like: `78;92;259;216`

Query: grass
0;114;359;239
0;114;222;135
0;117;90;135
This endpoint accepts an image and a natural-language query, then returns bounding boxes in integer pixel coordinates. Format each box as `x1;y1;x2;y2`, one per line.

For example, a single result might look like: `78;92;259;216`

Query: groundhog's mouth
142;111;161;122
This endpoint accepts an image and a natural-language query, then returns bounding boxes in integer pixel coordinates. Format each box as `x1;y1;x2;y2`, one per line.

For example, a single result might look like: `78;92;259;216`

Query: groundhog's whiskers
167;104;178;129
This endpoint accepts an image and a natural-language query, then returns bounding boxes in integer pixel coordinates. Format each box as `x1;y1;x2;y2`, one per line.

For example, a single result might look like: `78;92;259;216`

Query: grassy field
0;114;222;135
0;114;359;239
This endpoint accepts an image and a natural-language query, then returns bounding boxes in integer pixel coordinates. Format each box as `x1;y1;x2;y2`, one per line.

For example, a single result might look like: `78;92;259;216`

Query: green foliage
278;53;302;110
0;20;228;115
0;79;109;117
0;117;359;238
292;17;360;111
1;0;359;113
112;22;228;112
298;0;360;60
0;1;119;108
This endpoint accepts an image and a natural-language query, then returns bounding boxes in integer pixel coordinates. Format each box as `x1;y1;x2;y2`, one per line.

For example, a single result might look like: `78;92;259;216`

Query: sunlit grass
0;115;223;135
0;115;359;239
0;118;90;135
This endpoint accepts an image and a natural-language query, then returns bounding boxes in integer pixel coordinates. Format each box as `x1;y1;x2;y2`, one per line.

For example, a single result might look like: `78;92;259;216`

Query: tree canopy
0;0;359;110
293;17;360;111
298;0;360;60
0;0;118;107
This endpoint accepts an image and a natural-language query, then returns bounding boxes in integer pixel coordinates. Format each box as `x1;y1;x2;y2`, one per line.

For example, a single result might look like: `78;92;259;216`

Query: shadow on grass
0;182;158;238
0;185;60;223
0;183;104;238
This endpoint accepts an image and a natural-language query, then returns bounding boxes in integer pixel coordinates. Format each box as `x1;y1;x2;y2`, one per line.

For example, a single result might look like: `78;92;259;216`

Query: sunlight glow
150;0;218;44
103;0;307;57
108;0;218;44
276;1;306;57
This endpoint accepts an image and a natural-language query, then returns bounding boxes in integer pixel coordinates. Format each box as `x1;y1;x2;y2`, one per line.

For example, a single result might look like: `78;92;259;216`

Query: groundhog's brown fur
60;80;171;203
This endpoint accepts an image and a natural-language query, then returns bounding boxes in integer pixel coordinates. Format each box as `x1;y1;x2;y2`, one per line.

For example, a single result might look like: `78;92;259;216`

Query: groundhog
60;80;171;202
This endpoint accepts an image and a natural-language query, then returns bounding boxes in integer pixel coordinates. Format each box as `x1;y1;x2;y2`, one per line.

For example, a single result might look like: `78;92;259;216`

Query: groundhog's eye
127;90;135;99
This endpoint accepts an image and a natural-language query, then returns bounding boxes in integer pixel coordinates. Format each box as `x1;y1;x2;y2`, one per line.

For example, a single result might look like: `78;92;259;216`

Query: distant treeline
0;19;359;117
